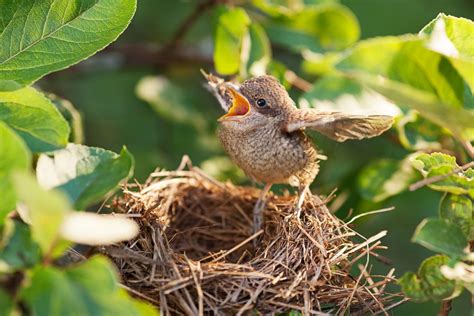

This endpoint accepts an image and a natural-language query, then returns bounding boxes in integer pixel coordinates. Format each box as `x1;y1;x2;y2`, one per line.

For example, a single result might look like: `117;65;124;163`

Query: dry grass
104;157;405;315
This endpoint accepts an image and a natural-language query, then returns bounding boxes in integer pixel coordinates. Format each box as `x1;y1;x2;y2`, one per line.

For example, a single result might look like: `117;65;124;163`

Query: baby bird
204;72;393;233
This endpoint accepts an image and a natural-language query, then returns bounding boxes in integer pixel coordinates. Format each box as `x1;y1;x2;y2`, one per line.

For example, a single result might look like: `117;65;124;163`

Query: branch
438;300;452;316
409;161;474;191
160;0;219;53
284;70;312;92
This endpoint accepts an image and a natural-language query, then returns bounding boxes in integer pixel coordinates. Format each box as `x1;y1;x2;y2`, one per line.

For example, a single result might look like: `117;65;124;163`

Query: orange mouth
218;88;251;121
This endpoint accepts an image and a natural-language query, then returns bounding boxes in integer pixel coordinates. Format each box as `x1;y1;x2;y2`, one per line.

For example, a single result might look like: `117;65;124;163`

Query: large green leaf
399;255;460;302
36;144;134;210
0;219;41;271
412;152;474;197
357;157;419;202
0;122;30;222
21;255;157;316
0;0;137;88
412;218;468;258
336;36;474;140
213;6;250;75
299;74;400;115
12;172;70;255
439;194;473;240
0;87;70;152
420;14;474;92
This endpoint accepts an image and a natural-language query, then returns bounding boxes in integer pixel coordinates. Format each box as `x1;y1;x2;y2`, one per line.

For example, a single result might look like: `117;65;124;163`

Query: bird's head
218;75;296;131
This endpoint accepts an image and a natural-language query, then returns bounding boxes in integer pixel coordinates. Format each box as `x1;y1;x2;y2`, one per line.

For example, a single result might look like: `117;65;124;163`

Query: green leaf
412;218;468;258
0;122;30;223
357;157;419;202
412;152;474;197
213;6;251;75
420;14;474;92
265;4;359;52
12;172;70;255
36;144;134;210
399;255;460;302
396;110;447;151
335;36;474;140
439;194;473;240
0;219;41;271
301;50;341;75
245;23;271;77
0;0;137;87
21;255;158;316
299;74;400;115
0;87;70;152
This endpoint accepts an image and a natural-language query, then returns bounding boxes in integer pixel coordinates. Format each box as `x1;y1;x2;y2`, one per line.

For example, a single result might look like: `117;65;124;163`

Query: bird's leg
252;183;272;234
285;185;309;221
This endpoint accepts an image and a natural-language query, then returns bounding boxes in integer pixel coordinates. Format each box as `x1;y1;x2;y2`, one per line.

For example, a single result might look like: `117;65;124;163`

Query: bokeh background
39;0;474;314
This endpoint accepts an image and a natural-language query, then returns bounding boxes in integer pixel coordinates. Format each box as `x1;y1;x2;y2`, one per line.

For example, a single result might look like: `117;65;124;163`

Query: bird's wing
284;109;394;142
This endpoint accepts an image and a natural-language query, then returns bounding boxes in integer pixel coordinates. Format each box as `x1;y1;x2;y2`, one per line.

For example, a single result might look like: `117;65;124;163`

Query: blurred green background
40;0;474;314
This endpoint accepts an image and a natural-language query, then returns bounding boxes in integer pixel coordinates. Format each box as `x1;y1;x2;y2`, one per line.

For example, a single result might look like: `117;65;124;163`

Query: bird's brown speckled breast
218;123;319;187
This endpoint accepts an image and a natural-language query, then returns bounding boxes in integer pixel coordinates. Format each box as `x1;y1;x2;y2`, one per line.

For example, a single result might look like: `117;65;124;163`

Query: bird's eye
256;99;267;107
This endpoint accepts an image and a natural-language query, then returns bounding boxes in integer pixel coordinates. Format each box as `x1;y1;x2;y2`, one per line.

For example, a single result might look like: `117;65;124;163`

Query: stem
284;70;312;92
409;161;474;191
160;0;219;53
438;300;452;316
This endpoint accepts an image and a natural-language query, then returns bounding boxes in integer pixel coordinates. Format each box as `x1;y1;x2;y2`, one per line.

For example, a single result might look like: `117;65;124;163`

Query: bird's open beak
218;87;251;122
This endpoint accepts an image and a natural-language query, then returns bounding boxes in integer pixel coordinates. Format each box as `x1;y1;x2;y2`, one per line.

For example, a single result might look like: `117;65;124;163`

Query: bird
203;71;394;233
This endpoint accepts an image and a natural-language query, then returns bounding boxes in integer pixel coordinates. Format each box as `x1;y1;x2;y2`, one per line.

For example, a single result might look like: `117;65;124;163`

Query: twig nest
105;158;403;315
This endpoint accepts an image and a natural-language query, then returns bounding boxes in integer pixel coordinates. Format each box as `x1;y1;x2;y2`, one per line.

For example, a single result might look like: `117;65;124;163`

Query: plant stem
438;300;452;316
160;0;219;53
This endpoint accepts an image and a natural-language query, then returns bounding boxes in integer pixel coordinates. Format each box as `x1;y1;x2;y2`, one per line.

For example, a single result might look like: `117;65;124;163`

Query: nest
104;157;404;315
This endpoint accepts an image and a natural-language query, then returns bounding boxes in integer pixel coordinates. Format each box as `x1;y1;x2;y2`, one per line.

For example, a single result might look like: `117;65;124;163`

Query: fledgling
204;72;393;232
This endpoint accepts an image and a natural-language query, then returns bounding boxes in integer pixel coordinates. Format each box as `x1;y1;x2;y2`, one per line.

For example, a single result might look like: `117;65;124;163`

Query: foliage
0;0;157;315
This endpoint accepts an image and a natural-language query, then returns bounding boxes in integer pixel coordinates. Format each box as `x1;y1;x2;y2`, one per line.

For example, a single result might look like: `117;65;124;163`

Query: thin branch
438;300;452;316
461;139;474;159
160;0;219;53
284;70;312;92
409;161;474;191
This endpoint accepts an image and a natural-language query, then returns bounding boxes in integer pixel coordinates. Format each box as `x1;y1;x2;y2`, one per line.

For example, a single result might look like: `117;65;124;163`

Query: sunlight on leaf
0;123;30;223
36;144;134;210
0;0;137;87
421;14;474;92
246;23;271;77
441;262;474;293
0;87;70;152
60;213;138;246
213;6;251;75
12;172;70;255
299;75;401;116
